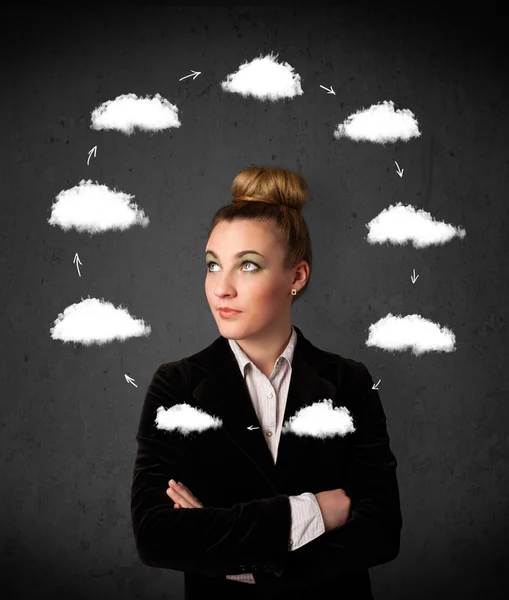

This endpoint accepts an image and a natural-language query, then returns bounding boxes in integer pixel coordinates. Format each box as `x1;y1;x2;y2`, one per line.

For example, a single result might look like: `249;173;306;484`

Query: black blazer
131;324;402;599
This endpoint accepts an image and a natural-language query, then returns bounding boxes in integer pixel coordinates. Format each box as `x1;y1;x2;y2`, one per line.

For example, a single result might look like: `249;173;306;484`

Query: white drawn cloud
335;100;421;143
366;202;466;248
155;404;223;436
90;93;181;134
282;399;355;439
47;179;149;235
50;297;151;345
367;313;456;355
221;51;303;101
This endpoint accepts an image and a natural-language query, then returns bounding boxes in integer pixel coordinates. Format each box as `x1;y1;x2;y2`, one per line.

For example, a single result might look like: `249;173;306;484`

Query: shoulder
342;356;375;390
339;357;387;421
318;346;375;396
147;360;187;395
319;350;381;417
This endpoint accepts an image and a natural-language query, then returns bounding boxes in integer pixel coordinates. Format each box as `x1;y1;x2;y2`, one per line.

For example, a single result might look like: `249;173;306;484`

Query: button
268;392;273;399
266;430;273;437
288;538;293;549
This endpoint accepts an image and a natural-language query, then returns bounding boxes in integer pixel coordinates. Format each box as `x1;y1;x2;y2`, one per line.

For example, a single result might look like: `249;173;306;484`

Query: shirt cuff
288;492;326;551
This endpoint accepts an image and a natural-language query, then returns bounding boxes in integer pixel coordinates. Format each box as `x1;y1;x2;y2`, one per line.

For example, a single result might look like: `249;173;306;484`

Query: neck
233;321;293;377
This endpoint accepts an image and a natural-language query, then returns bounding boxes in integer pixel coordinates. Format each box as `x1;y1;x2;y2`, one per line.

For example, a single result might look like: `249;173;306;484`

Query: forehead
207;220;277;250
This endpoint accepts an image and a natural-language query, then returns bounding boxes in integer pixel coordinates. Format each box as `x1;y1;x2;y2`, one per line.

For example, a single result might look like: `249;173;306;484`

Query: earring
291;288;297;296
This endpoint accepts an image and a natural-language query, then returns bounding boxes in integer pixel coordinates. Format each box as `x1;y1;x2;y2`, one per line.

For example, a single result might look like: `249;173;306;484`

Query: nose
212;277;238;297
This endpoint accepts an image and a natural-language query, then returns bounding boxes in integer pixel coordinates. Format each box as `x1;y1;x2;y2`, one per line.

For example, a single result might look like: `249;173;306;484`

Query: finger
180;485;204;508
167;486;186;505
169;480;201;508
167;485;194;508
177;482;204;508
176;481;197;501
169;479;193;496
168;481;203;508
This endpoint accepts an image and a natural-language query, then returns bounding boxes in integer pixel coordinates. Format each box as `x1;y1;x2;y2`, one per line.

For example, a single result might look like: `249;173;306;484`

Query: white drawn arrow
179;70;201;81
247;425;260;430
319;84;336;95
411;269;419;284
394;160;404;177
87;145;97;166
73;253;82;277
125;374;138;388
372;379;381;390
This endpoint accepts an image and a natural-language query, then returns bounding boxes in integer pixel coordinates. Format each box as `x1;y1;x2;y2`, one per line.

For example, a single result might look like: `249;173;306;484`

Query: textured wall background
1;3;508;599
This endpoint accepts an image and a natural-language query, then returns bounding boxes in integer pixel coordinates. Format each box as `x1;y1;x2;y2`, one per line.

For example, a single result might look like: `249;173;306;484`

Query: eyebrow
205;249;266;260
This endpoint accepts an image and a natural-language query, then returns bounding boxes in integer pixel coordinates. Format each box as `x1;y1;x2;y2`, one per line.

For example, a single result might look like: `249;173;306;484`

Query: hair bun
231;166;308;212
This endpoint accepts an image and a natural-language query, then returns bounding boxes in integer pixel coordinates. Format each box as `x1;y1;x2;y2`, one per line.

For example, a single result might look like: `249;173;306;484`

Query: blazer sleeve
130;362;292;576
265;360;403;587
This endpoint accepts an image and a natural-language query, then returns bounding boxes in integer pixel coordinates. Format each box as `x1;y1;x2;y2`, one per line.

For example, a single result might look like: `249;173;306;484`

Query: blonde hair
207;166;313;305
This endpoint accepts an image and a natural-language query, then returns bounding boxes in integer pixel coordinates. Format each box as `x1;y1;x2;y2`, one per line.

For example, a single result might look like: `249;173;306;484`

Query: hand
166;479;204;509
315;488;352;532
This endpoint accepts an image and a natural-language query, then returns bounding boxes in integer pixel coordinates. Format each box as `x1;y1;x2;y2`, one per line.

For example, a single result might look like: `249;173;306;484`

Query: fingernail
170;479;176;485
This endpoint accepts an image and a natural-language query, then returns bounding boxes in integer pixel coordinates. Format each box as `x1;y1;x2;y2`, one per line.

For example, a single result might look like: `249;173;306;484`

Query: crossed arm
131;361;402;584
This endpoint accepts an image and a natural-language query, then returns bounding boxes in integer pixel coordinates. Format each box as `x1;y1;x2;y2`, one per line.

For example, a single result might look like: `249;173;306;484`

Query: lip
219;308;242;318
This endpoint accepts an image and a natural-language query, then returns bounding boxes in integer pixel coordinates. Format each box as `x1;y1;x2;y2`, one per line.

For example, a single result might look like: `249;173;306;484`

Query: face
205;219;304;340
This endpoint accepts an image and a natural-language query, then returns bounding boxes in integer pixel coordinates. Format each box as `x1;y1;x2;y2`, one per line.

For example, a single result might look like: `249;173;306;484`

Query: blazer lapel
191;325;341;492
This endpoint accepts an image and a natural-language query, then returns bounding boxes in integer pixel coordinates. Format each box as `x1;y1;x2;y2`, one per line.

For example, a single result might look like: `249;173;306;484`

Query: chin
217;319;245;336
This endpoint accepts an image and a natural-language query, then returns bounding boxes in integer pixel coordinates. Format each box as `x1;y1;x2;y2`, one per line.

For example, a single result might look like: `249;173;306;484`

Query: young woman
131;166;402;599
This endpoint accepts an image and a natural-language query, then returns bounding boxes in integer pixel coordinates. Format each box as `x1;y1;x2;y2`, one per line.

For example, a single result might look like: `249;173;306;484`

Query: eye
206;259;260;272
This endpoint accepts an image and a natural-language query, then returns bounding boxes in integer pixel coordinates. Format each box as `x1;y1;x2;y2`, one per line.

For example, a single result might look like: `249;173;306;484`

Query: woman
131;166;402;599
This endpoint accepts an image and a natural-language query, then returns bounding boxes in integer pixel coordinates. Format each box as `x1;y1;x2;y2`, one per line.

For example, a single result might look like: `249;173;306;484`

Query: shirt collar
228;324;297;375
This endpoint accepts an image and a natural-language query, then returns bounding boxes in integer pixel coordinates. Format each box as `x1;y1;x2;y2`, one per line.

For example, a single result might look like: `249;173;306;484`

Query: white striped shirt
225;325;325;584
